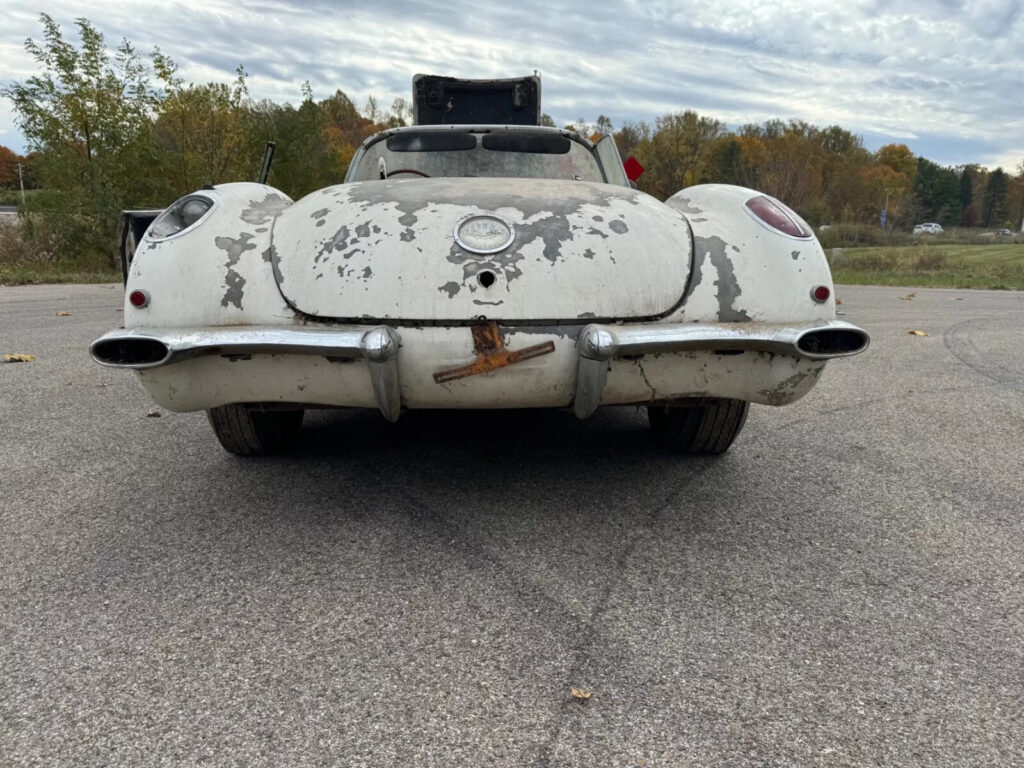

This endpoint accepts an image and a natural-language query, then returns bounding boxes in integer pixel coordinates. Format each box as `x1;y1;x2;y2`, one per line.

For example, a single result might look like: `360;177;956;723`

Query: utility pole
17;163;26;206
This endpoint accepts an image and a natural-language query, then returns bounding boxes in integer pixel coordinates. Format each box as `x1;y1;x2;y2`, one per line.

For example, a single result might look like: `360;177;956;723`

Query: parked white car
913;222;944;235
90;75;869;456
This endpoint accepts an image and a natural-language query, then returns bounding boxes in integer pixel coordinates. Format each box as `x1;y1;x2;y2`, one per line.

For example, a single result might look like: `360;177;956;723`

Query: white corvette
91;76;868;455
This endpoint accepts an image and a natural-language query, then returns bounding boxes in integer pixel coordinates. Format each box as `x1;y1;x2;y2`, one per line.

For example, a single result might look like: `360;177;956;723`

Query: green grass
0;219;121;286
830;244;1024;290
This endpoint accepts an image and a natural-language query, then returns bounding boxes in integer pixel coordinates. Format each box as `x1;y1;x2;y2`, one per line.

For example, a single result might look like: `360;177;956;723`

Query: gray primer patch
362;266;373;279
473;299;504;306
342;176;642;245
311;208;329;219
587;227;609;240
537;216;574;263
319;225;351;261
215;233;257;309
688;235;751;321
609;220;629;234
262;245;284;284
592;215;604;222
215;233;257;267
668;196;703;215
355;222;371;238
791;250;801;260
240;193;291;225
583;248;595;259
439;281;460;298
221;269;246;309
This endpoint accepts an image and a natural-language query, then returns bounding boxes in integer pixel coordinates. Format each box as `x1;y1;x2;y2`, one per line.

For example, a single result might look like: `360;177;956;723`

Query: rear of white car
91;122;868;455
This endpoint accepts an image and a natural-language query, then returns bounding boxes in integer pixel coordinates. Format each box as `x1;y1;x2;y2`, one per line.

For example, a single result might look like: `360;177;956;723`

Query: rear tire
647;398;749;455
206;404;304;456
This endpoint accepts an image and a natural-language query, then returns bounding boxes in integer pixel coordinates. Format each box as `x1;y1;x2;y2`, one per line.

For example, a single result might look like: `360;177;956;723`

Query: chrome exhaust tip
796;327;870;358
89;336;171;368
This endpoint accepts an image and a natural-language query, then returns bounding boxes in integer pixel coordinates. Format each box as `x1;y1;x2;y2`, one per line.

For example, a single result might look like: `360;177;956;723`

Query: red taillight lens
129;290;149;308
811;285;830;303
745;195;812;238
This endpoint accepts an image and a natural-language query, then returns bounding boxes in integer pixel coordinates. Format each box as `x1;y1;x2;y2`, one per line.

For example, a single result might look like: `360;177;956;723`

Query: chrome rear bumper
90;320;868;421
91;326;402;422
572;320;868;417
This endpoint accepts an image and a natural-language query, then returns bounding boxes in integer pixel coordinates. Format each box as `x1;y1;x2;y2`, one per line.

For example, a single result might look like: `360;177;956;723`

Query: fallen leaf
570;687;593;700
899;292;916;300
56;311;72;316
147;407;162;418
3;353;35;363
908;330;928;336
835;298;842;305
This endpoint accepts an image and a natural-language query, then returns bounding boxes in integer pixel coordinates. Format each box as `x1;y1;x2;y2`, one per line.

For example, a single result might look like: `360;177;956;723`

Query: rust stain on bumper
433;322;555;383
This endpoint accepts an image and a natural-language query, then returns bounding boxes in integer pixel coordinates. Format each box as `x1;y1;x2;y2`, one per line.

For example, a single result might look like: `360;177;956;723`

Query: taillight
129;289;150;308
745;195;813;239
811;285;830;303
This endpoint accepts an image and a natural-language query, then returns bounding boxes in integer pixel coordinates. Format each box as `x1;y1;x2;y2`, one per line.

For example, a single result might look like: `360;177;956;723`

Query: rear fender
666;184;835;324
124;182;295;328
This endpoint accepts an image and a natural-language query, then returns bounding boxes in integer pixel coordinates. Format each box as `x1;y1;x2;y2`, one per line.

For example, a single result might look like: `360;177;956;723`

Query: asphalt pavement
1;283;1022;767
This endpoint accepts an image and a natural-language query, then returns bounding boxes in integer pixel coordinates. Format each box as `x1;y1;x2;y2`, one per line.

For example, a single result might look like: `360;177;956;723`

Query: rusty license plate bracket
433;322;555;384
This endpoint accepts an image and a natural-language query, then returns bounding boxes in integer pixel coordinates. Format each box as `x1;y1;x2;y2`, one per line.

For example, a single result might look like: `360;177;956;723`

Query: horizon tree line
2;14;1022;264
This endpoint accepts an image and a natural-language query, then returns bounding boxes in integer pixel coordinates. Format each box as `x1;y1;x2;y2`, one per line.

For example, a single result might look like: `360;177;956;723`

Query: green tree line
2;14;1022;267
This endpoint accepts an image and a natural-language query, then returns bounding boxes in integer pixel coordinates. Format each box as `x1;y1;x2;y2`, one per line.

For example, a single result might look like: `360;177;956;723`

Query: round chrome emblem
454;214;514;254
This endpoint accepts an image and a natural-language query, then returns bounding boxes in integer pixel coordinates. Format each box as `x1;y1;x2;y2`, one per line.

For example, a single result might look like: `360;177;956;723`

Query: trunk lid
270;177;691;322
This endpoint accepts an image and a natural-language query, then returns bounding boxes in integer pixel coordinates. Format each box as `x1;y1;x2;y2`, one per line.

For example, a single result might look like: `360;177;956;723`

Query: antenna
258;142;276;184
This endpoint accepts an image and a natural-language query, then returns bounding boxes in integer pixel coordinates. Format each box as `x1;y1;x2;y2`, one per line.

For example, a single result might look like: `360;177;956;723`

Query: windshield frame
344;124;624;186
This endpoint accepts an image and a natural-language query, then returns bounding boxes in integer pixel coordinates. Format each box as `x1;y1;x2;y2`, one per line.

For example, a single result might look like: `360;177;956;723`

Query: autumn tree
958;165;978;226
636;110;725;199
981;168;1009;227
152;52;253;196
0;145;20;188
321;90;377;179
756;121;825;218
243;92;331;198
912;158;960;226
2;14;158;263
613;121;649;160
1009;163;1024;232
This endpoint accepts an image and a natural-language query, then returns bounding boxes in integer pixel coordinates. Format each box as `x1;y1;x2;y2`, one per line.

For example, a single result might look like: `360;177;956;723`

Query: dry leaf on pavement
56;311;72;316
908;330;928;336
570;687;593;700
899;292;916;300
3;353;36;363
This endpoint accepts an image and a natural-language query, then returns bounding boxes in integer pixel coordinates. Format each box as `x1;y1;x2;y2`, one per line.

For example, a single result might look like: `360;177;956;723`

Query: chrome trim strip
572;320;869;418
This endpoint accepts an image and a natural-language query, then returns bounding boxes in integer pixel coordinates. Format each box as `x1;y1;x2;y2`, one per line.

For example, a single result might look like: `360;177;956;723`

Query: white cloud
0;0;1021;169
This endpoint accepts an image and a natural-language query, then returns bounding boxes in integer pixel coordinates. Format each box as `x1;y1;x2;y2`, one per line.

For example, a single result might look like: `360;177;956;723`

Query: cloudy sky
2;0;1022;169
